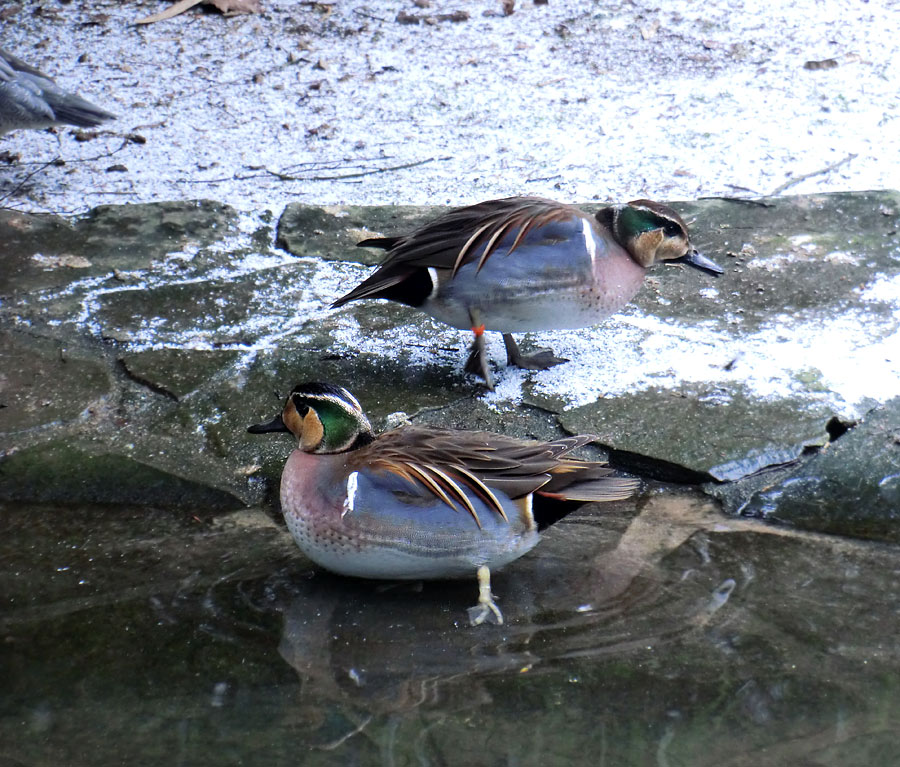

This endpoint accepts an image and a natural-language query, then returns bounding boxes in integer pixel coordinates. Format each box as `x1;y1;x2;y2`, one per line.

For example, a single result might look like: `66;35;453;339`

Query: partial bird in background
0;47;114;135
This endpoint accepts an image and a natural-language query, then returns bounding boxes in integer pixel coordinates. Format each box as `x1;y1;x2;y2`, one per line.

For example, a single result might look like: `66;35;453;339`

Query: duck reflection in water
273;494;737;746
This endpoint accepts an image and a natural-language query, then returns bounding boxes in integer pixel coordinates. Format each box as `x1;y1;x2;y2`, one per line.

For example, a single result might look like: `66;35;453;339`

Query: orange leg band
471;324;485;337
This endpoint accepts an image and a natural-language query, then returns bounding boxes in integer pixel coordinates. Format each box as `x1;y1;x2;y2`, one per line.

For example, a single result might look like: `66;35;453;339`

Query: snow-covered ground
2;0;898;215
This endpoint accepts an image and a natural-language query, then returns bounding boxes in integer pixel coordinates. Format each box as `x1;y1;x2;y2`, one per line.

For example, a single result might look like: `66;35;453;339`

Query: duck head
248;382;374;454
596;199;723;275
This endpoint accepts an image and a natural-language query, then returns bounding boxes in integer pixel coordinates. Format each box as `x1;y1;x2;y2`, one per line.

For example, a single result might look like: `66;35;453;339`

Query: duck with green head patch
332;196;722;389
249;383;639;626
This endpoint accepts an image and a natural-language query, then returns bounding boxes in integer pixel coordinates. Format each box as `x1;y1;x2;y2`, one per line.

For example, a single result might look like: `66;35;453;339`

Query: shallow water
2;492;899;766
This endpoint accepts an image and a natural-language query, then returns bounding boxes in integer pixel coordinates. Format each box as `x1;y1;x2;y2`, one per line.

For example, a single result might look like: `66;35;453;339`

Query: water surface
2;493;898;766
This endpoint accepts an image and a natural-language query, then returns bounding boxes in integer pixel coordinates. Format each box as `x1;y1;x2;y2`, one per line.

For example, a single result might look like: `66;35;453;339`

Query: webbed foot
467;565;503;626
503;334;568;370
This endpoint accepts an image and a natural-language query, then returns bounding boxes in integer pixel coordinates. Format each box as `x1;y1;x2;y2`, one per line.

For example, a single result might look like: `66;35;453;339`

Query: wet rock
0;201;281;508
118;349;242;401
91;266;313;346
413;393;584;446
0;330;111;433
557;386;834;483
276;203;428;265
0;192;899;546
0;441;242;509
738;397;900;543
0;201;239;294
0;501;297;626
669;193;900;331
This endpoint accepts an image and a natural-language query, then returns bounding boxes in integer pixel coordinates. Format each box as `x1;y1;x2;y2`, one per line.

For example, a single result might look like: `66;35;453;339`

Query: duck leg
463;319;495;390
467;565;503;626
502;334;568;370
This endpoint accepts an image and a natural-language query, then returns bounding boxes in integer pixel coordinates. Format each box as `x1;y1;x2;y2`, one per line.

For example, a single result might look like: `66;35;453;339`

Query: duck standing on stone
0;47;114;135
249;382;639;625
332;197;722;389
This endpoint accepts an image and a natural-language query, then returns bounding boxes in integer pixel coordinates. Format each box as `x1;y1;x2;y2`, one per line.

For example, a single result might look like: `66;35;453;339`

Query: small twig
0;137;132;207
306;155;451;180
276;154;398;171
353;8;389;22
724;184;761;194
7;136;129;169
263;167;305;181
0;159;59;206
699;196;775;207
264;156;451;182
770;153;857;196
184;162;449;185
175;175;238;185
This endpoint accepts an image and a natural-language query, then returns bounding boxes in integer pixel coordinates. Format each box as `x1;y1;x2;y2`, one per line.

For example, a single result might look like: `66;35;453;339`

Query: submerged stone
2;491;899;766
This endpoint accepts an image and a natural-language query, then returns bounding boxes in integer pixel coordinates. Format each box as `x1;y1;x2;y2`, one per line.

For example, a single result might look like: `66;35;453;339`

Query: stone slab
0;192;898;542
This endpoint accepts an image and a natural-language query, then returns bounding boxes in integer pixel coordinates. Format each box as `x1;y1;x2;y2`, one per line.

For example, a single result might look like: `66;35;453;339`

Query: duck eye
663;223;681;236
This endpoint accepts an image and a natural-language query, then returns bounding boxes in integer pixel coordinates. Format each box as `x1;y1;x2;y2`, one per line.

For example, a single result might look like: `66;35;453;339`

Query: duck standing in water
0;47;114;135
249;382;639;625
332;197;722;389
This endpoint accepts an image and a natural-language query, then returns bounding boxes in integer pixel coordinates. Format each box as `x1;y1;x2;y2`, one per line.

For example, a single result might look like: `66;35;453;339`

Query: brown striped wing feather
332;197;587;307
351;426;638;525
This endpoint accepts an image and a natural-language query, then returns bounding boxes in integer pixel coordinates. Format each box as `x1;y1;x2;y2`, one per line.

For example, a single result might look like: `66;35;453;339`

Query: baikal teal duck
249;383;639;625
332;196;723;389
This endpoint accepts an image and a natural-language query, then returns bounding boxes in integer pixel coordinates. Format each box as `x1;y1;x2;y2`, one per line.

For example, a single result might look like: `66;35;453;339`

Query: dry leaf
299;1;334;13
135;0;203;25
307;123;336;139
32;253;92;269
639;19;660;40
397;9;467;24
135;0;261;25
803;57;839;70
209;0;262;12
